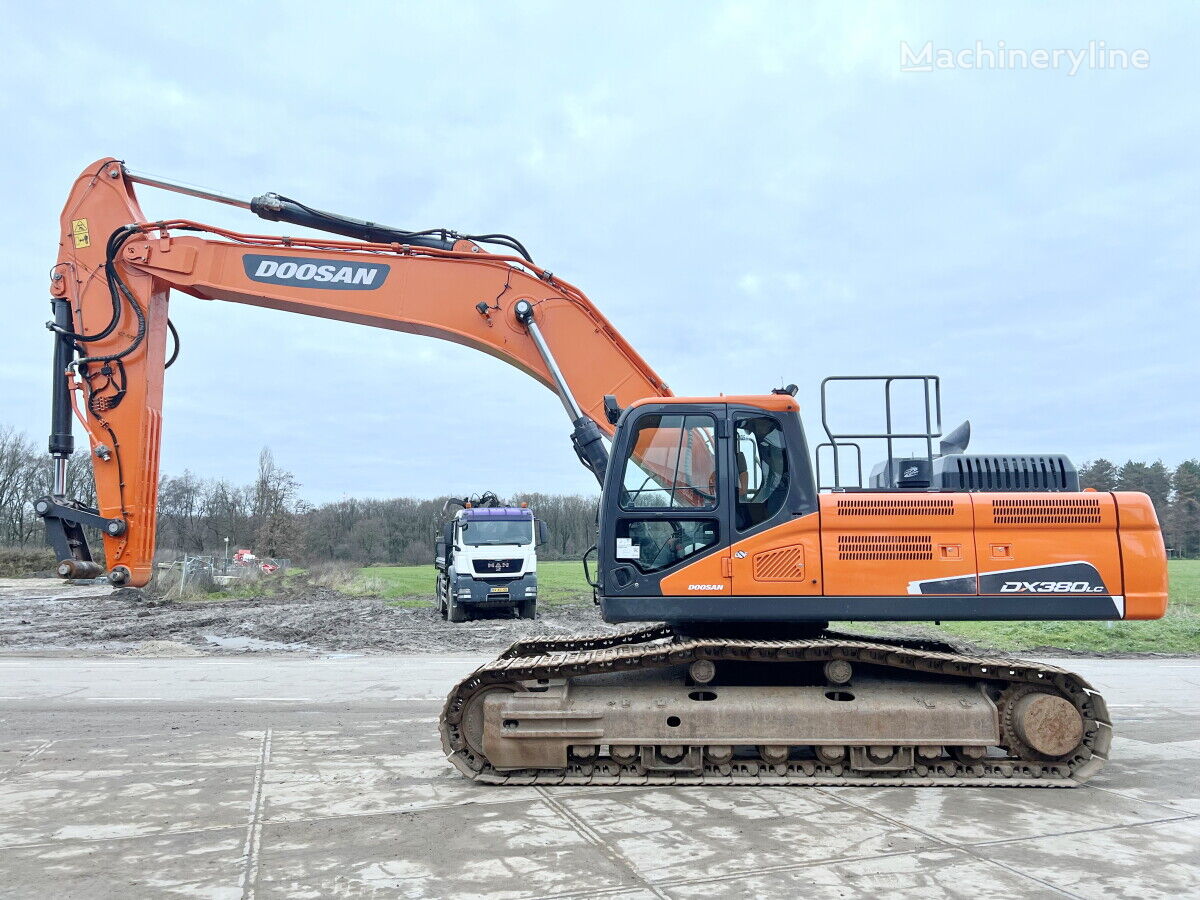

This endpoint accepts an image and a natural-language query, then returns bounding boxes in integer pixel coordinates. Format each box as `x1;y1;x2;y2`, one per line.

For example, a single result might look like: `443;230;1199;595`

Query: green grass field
352;559;1200;655
923;560;1199;655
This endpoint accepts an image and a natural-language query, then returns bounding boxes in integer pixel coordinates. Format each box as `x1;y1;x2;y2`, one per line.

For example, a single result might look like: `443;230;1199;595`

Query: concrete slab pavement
0;655;1197;898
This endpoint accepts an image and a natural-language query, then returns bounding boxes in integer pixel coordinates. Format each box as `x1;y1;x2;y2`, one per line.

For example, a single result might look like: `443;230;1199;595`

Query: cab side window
734;415;789;530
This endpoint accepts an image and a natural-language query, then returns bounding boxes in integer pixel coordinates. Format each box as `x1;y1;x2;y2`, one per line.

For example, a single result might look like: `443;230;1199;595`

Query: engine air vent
935;454;1079;492
753;545;805;581
837;535;934;561
835;498;955;517
990;497;1102;525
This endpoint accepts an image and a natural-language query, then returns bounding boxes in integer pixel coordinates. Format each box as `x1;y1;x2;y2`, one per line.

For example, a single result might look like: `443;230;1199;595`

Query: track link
441;629;1111;787
498;623;674;659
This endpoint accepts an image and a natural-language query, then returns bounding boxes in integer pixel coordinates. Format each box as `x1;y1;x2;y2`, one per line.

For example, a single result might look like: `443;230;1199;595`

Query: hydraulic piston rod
512;299;609;481
123;164;455;250
514;300;583;421
123;167;251;210
47;297;74;496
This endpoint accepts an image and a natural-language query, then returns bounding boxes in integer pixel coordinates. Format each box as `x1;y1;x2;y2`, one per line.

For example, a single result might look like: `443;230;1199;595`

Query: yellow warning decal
71;218;90;249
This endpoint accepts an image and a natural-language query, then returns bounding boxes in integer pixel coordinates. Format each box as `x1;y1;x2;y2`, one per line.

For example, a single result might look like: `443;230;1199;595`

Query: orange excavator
39;158;1167;786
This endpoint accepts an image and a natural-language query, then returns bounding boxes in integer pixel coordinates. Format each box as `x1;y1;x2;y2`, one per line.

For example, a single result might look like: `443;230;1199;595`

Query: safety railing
816;375;943;491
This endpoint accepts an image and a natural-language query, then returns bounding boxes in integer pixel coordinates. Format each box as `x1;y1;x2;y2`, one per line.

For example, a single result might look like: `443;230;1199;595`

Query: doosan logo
243;254;390;290
687;584;726;591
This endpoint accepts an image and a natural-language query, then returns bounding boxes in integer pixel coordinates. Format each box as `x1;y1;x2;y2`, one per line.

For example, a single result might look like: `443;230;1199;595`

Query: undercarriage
439;625;1110;786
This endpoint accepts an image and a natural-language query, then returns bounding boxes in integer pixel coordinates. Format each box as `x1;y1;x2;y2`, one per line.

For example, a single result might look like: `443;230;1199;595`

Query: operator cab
596;394;817;623
594;378;1094;631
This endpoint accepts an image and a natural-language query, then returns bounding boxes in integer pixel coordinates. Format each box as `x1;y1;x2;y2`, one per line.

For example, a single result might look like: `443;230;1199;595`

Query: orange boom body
38;159;1167;787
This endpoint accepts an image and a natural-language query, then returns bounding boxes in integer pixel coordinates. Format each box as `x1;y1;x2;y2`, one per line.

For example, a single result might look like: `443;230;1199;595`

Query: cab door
599;403;732;599
728;407;823;596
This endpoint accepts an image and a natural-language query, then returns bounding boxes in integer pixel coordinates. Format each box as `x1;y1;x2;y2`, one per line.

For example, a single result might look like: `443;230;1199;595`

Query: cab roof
461;507;533;520
627;394;800;413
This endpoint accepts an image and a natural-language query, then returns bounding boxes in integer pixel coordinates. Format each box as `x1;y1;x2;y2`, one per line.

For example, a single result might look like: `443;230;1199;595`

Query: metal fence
157;553;291;597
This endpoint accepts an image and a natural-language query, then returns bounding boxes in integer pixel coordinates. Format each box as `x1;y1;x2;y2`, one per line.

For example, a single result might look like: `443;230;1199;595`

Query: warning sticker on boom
71;218;90;249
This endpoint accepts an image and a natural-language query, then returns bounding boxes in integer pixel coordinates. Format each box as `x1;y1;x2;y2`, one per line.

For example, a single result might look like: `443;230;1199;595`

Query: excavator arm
40;158;670;586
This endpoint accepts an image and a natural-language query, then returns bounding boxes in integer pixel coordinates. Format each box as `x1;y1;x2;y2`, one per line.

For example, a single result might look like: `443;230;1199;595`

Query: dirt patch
1;577;1186;659
125;639;205;658
0;578;618;656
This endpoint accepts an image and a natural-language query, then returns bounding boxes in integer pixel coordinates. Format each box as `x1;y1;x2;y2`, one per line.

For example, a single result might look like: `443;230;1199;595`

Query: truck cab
436;505;547;622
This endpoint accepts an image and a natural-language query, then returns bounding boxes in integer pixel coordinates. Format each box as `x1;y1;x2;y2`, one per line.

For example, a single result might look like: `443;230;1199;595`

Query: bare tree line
157;456;1200;561
2;422;1197;562
0;426;96;547
300;492;598;564
155;448;304;560
1077;459;1200;557
0;424;599;564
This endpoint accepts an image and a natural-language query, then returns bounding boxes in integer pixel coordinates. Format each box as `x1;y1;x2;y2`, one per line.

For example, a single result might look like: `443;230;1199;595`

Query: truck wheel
519;598;536;620
436;577;448;619
448;597;469;623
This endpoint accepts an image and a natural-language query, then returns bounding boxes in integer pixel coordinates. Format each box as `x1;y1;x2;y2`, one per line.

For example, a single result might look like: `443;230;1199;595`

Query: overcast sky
1;2;1196;503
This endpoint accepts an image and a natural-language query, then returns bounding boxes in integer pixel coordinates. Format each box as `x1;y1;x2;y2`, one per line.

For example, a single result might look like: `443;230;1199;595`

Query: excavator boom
42;158;669;585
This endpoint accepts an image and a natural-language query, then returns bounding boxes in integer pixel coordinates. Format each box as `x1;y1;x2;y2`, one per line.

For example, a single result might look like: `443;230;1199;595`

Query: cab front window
460;520;532;546
619;413;719;510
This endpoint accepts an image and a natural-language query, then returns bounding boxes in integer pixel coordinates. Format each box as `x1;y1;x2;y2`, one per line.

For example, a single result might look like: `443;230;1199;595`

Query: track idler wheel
1001;685;1085;761
459;686;520;765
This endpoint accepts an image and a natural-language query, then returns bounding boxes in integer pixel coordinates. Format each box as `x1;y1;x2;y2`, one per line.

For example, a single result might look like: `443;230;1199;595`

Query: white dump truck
435;494;548;622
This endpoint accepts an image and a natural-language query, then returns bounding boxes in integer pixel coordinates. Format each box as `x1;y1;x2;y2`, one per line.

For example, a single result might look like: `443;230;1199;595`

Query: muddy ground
2;576;1171;660
0;577;622;657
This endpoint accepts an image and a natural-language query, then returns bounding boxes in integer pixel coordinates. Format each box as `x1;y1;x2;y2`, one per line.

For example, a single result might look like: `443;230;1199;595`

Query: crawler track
440;627;1110;787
